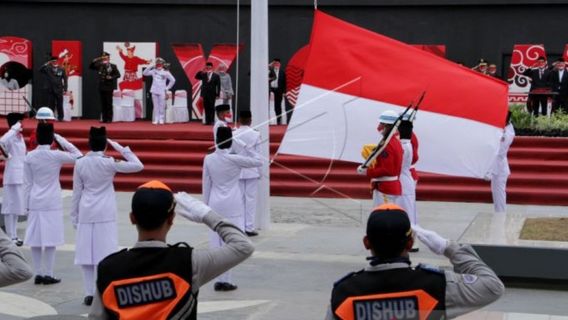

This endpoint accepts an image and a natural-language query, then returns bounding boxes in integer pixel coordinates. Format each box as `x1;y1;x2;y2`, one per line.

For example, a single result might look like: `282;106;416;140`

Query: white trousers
397;194;417;225
491;173;508;213
372;190;399;208
30;246;56;277
240;178;259;232
81;265;96;296
152;93;166;124
3;214;18;239
209;215;244;284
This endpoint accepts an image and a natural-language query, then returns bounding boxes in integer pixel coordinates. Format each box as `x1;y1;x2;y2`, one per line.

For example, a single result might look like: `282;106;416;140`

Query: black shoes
410;247;420;253
84;296;94;306
245;230;259;237
11;238;23;247
34;275;61;285
214;282;238;291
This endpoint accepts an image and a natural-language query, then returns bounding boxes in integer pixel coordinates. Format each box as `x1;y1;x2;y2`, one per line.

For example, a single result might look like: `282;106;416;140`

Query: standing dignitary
233;110;262;236
203;127;262;291
142;57;176;125
40;56;67;121
358;110;403;206
90;52;121;123
71;127;144;306
88;181;254;319
269;58;287;124
213;104;231;141
24;123;82;285
523;56;551;116
195;62;221;125
325;204;504;320
0;228;33;287
1;113;26;246
490;112;515;213
550;58;568;113
218;64;234;105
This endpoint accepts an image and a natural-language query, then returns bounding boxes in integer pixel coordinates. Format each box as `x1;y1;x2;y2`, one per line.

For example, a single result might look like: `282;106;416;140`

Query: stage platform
1;119;568;205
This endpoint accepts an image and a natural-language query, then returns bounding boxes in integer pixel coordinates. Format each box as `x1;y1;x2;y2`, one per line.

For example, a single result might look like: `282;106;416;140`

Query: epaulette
333;269;364;287
417;263;445;275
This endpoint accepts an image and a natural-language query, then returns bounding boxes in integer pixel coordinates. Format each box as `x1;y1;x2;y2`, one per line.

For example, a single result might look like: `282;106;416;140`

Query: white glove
11;122;22;132
412;225;449;255
107;139;126;153
356;165;367;175
483;172;493;182
174;192;211;223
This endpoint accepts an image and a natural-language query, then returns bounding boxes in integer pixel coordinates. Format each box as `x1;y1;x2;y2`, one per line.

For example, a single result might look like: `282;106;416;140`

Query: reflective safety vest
331;265;446;320
96;243;196;320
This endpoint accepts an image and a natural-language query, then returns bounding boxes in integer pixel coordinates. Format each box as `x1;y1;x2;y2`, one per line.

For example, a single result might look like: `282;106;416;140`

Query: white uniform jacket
24;135;82;212
142;67;175;95
491;123;515;177
0;124;26;185
233;126;262;179
202;146;262;218
70;147;143;225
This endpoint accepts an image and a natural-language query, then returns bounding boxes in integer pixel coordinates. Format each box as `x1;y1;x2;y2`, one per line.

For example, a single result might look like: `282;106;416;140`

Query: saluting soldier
203;127;262;291
358;110;403;206
142;57;175;125
0;113;26;246
233;110;262;236
90;52;121;123
40;56;67;121
24;123;82;285
71;127;144;306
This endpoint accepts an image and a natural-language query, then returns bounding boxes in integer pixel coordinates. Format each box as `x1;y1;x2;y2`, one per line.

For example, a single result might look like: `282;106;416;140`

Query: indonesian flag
278;11;509;178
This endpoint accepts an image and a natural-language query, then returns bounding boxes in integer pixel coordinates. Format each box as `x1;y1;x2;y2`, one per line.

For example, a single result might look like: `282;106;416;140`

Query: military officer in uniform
71;127;144;306
0;113;26;246
233;110;262;236
358;110;403;206
40;56;67;121
213;104;231;141
325;204;505;320
142;57;176;125
88;180;254;319
90;52;121;123
24;123;82;285
203;127;262;291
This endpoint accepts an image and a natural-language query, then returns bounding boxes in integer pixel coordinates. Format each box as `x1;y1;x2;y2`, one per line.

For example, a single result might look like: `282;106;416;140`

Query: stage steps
2;120;568;205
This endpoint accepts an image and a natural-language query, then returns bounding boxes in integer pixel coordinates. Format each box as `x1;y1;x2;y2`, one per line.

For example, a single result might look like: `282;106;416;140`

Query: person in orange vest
325;204;505;320
358;110;403;206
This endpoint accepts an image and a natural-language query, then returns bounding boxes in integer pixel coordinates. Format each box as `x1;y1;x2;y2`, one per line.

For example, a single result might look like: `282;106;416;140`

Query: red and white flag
278;11;509;178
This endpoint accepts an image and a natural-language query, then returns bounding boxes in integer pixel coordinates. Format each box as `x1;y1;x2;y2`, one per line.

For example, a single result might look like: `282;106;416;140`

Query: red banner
508;44;547;103
0;36;32;114
411;45;446;58
52;40;82;118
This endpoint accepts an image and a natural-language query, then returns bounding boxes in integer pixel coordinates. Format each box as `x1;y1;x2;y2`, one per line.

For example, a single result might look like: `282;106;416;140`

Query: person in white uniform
142;57;175;125
213;104;231;141
490;111;515;213
233;110;262;236
71;127;144;306
203;126;262;291
397;114;417;225
1;113;26;246
24;123;82;285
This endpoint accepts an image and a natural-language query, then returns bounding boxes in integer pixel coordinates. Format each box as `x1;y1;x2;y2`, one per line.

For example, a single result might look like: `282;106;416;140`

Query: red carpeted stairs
2;119;568;205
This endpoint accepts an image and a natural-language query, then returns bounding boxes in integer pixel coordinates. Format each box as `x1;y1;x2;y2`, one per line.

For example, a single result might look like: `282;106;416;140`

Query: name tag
114;277;177;308
353;297;419;320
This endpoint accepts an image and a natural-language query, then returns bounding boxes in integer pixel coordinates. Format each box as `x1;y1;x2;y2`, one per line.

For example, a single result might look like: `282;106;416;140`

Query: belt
371;176;398;182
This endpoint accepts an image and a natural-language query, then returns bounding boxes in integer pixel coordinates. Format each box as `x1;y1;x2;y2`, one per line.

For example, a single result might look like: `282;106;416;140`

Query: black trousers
552;94;568;114
203;95;215;125
271;88;284;124
46;91;64;121
527;94;548;116
99;89;113;122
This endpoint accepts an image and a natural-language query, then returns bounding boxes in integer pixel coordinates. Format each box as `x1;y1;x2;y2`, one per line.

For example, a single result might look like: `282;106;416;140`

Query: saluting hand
412;225;449;255
174;192;211;223
107;139;126;153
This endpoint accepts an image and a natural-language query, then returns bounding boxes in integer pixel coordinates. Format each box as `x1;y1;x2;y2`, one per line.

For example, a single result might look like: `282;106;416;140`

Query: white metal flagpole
251;0;270;230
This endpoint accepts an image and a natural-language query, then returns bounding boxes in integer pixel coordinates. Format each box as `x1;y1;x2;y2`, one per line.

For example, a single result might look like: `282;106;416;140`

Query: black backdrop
2;0;567;119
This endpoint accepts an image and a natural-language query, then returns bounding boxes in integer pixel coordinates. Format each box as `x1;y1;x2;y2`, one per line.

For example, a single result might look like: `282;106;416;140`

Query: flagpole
234;0;240;121
251;0;270;230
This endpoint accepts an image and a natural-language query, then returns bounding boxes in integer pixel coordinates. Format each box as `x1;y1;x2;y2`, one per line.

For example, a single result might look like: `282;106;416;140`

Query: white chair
115;90;135;122
63;93;73;122
112;90;122;122
172;90;190;123
165;90;174;123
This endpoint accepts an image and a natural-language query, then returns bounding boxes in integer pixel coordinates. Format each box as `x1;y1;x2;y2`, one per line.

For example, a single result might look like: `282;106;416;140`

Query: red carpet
2;119;568;205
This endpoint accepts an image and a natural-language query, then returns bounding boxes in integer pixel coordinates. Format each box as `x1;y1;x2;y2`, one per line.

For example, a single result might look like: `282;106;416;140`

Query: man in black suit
195;62;221;125
40;56;67;121
269;58;288;125
523;56;551;116
89;52;121;123
550;58;568;113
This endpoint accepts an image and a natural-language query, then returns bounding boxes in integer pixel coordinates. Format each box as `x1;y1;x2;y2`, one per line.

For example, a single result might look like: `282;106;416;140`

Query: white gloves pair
412;225;449;255
174;192;211;223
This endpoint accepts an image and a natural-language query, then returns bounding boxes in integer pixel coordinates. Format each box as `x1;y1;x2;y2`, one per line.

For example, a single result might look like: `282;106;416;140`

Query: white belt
371;176;398;182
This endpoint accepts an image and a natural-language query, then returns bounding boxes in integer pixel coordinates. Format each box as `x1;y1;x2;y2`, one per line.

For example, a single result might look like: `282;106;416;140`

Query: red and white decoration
279;11;509;179
104;42;157;118
172;43;241;121
52;40;82;120
0;36;32;115
507;44;547;103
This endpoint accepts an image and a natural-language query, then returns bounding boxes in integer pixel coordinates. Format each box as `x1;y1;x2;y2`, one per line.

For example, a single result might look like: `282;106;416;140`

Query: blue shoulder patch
417;263;445;275
333;269;364;287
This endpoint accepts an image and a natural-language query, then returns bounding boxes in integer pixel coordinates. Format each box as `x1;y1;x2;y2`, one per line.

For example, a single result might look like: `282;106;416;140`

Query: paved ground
1;191;568;319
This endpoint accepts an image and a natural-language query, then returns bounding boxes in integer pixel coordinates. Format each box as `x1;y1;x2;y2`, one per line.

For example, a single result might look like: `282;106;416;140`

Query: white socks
81;265;96;296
